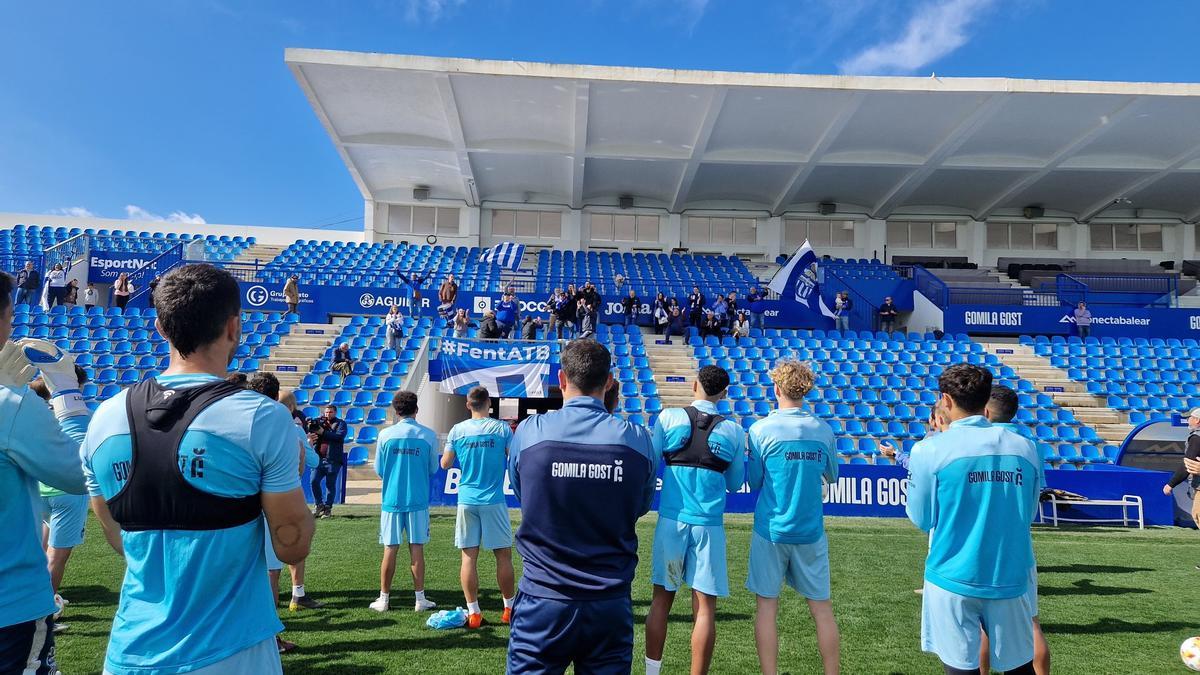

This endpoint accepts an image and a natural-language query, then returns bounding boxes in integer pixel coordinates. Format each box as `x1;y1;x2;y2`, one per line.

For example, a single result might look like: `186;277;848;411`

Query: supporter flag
768;240;836;319
433;337;553;397
479;242;525;272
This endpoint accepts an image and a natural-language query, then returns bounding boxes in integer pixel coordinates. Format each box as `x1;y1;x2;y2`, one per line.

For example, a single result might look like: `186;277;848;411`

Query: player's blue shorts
380;509;430;546
506;592;632;674
1025;565;1038;617
41;494;87;549
263;517;283;572
455;503;512;550
745;532;830;601
650;516;728;597
920;580;1034;672
104;637;280;675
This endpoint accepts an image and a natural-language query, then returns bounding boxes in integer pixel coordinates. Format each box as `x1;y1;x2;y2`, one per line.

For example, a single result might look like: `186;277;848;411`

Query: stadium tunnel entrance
1119;415;1196;526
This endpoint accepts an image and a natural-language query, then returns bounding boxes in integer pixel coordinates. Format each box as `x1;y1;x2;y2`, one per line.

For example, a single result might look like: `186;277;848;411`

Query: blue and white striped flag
479;242;526;271
769;239;836;319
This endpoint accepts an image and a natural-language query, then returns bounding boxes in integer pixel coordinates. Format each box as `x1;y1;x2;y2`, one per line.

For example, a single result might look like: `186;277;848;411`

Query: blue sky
2;0;1198;231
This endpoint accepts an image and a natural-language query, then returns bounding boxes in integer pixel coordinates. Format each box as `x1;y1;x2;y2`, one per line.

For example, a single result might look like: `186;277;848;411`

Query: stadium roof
286;48;1200;223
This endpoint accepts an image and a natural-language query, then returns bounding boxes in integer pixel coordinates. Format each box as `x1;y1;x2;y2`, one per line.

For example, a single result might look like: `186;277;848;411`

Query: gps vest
664;406;731;473
107;378;263;531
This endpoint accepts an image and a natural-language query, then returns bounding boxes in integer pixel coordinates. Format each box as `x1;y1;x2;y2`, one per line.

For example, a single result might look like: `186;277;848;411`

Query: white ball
1181;637;1200;671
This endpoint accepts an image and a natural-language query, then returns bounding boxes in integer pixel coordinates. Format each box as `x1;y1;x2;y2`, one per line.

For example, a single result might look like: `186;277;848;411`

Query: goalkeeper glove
18;339;87;419
0;341;36;391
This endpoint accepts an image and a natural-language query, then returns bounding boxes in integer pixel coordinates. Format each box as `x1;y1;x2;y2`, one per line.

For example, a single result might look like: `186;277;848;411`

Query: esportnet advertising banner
944;304;1200;340
88;251;171;283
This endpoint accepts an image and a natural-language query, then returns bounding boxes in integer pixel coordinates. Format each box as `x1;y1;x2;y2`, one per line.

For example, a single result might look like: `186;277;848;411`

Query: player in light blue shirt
644;365;745;675
0;271;90;675
983;385;1050;675
371;390;440;613
906;365;1043;675
744;360;840;675
81;264;314;675
442;386;516;628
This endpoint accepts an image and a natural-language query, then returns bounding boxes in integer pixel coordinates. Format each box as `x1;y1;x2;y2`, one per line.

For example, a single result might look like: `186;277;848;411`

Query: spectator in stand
578;300;598;340
653;301;670;335
283;275;300;315
565;284;580;333
554;290;575;340
438;274;459;326
14;261;40;307
687;286;705;327
731;312;750;338
747;286;765;331
521;316;543;340
63;279;79;307
82;282;98;310
385;306;405;351
834;291;852;333
622;289;640;328
701;310;723;339
546;288;563;339
496;291;519;339
614;272;625;291
583;282;601;311
309;405;348;519
878;296;899;334
112;272;134;312
331;343;355;381
148;276;160;312
664;307;686;345
725;292;739;321
654;292;667;315
45;263;67;308
478;311;502;339
452;309;474;339
712;295;728;331
1074;301;1092;339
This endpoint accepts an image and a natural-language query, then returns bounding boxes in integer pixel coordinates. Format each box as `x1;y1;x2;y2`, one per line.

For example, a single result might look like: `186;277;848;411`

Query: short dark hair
393;390;418;417
154;265;241;357
938;364;993;414
225;372;248;388
324;404;337;412
249;372;281;401
603;381;619;413
988;385;1019;424
697;365;730;397
466;386;490;412
0;272;12;313
560;340;612;395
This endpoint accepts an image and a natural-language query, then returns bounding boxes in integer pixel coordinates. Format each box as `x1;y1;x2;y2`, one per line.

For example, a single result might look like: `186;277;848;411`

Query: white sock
646;657;662;675
502;596;515;609
378;592;390;603
467;601;481;614
415;590;426;603
292;585;305;598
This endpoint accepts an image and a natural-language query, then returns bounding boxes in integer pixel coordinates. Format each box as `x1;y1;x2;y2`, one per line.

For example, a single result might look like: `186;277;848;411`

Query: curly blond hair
770;359;815;401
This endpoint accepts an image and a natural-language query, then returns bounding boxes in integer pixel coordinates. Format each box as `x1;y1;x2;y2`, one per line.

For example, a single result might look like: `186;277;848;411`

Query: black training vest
664;406;731;473
107;378;263;532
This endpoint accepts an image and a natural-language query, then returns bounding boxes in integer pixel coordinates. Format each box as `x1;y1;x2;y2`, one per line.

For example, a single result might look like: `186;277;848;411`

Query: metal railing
1054;273;1176;308
823;266;879;331
43;233;89;274
126;243;184;305
911;265;949;308
945;286;1058;307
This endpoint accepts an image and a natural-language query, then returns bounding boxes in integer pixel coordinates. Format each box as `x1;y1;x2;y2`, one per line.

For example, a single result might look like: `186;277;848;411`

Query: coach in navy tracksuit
506;340;658;674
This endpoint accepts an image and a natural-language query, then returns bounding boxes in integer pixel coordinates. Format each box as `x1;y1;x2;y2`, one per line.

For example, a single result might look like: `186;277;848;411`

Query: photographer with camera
309;405;348;519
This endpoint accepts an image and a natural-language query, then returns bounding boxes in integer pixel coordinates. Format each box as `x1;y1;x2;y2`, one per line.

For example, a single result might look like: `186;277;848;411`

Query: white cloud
402;0;465;23
677;0;709;30
124;204;208;225
49;206;96;218
839;0;993;75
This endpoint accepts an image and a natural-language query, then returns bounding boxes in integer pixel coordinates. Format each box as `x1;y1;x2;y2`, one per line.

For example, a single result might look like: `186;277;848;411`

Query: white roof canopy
287;49;1200;222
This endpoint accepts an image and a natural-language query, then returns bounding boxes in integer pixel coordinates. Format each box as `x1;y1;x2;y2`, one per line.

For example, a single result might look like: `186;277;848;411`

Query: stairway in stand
234;243;287;267
642;335;700;411
981;343;1134;445
259;323;340;390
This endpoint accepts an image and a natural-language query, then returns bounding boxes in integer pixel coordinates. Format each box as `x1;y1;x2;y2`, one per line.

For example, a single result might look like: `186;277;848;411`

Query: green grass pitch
54;507;1196;674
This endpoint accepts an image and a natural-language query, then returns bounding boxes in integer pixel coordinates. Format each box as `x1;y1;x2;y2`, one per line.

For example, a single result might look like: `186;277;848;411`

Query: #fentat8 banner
434;338;554;398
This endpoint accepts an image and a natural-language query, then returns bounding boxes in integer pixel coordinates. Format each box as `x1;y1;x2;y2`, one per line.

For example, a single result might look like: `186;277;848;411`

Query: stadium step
235;243;287;269
261;323;339;388
642;339;699;407
982;343;1134;444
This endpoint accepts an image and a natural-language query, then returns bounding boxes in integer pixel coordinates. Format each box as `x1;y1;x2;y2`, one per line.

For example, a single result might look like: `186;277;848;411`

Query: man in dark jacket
622;289;640;328
310;405;348;518
687;286;705;327
521;316;542;340
14;262;40;307
664;307;686;345
478;311;502;339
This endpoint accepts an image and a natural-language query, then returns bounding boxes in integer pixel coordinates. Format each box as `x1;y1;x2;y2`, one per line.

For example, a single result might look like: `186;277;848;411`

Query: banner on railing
432;338;554;397
943;304;1200;339
88;251;170;283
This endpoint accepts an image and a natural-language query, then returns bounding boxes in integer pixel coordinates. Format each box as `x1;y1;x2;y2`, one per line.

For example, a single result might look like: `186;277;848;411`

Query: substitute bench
1038;494;1144;529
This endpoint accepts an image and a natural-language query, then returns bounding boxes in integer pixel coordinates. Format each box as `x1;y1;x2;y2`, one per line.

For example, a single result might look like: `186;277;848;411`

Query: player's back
376;417;438;512
509;397;656;600
653;402;745;526
81;374;298;673
907;416;1042;599
448;417;511;506
747;409;836;544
